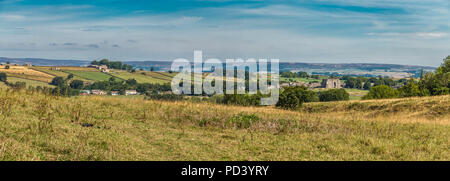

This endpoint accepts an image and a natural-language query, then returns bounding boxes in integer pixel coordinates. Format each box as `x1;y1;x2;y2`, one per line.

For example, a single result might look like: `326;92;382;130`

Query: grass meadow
0;89;448;160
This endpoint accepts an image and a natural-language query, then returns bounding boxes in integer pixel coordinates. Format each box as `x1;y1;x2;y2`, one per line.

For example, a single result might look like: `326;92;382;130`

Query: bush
50;77;65;86
222;93;262;106
70;80;84;89
318;89;349;102
363;85;398;100
226;113;259;129
276;86;318;109
0;73;6;82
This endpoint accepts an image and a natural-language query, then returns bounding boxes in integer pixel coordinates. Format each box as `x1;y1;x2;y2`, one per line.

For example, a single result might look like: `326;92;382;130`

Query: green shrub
276;86;318;110
318;89;349;102
226;113;259;129
363;85;398;100
0;73;6;82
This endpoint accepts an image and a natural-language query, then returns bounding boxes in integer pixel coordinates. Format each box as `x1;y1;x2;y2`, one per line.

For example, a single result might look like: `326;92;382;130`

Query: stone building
321;79;342;88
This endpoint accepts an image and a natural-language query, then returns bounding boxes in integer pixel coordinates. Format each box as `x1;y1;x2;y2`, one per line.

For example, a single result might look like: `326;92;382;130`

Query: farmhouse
51;67;61;71
91;90;107;95
125;90;138;96
111;91;120;96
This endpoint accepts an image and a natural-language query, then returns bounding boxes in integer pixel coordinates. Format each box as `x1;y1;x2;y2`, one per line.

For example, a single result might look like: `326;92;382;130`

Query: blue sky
0;0;449;66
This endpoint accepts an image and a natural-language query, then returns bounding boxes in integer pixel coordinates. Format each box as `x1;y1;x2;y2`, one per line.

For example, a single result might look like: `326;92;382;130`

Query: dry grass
0;90;448;160
0;66;54;82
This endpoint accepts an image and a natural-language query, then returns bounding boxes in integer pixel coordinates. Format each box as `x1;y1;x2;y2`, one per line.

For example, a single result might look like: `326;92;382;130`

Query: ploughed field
0;89;448;160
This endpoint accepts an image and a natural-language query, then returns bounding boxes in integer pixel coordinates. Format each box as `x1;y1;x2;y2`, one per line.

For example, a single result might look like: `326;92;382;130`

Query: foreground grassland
0;90;448;160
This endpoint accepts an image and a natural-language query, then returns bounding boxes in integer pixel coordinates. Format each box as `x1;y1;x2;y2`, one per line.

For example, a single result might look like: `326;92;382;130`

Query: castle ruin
321;79;342;88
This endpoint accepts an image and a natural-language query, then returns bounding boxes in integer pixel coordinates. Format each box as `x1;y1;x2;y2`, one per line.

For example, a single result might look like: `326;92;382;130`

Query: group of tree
280;71;310;78
363;56;450;99
91;59;134;71
275;86;349;110
342;76;396;90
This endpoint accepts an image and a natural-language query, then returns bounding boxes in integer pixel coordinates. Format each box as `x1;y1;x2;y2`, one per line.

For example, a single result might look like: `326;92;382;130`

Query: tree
126;79;137;86
150;67;155;72
318;89;349;102
50;77;65;86
109;77;116;82
420;56;450;95
363;82;371;90
363;85;398;99
67;74;74;80
0;73;6;82
5;65;10;69
398;78;427;97
70;80;84;89
91;60;99;65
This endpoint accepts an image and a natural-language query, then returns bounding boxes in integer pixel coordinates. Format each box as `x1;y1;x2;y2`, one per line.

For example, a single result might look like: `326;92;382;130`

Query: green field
31;67;93;83
111;71;169;84
62;70;116;82
280;77;323;83
7;77;55;88
345;88;370;100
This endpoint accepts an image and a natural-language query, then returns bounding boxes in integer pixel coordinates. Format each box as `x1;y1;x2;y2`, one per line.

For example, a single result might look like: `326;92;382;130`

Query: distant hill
0;57;90;66
0;57;436;78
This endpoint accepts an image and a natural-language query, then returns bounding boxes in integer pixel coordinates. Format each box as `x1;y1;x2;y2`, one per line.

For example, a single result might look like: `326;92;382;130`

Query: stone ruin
321;79;342;88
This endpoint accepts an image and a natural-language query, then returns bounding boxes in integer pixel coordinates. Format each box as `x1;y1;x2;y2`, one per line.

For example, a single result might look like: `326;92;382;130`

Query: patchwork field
110;71;169;84
0;65;54;82
31;67;93;83
0;89;448;161
62;70;116;82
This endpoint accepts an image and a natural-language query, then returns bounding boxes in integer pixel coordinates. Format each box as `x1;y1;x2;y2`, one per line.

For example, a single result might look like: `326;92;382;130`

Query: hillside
0;89;448;160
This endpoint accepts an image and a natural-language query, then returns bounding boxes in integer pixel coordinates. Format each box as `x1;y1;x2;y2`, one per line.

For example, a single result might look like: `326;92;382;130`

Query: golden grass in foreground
0;90;448;160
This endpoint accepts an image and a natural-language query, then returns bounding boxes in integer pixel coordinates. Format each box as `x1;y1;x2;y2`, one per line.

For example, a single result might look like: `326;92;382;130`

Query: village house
98;65;108;70
51;67;61;71
125;90;138;96
24;63;32;67
80;90;91;96
111;91;120;96
91;90;107;95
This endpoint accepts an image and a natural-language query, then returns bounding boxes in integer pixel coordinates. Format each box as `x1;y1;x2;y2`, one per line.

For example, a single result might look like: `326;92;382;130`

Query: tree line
363;56;450;99
91;59;134;71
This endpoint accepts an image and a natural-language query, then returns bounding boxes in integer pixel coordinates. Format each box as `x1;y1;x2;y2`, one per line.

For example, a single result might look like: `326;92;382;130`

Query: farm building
51;67;61;71
125;90;138;96
91;90;107;95
111;91;120;96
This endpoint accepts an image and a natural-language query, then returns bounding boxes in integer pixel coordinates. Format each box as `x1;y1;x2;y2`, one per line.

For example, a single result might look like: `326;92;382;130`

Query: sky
0;0;449;66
